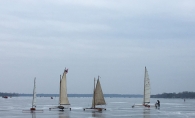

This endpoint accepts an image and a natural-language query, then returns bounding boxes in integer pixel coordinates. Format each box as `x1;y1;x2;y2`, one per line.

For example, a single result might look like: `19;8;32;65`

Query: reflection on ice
31;113;36;118
1;97;195;118
58;111;70;118
91;111;105;118
143;109;150;118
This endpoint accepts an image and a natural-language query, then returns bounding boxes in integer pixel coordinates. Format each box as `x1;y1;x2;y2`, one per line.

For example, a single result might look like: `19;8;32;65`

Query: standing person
155;100;160;109
157;100;160;107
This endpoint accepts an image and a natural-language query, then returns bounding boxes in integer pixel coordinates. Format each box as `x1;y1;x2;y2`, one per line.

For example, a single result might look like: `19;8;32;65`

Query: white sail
32;78;36;108
92;77;106;108
143;67;150;104
59;69;70;105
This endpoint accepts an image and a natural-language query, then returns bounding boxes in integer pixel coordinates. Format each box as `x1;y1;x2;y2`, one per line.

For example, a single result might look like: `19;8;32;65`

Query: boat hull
83;108;106;111
49;105;71;111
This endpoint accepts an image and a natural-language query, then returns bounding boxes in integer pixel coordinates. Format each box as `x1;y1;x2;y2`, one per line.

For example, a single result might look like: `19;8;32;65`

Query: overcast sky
0;0;195;95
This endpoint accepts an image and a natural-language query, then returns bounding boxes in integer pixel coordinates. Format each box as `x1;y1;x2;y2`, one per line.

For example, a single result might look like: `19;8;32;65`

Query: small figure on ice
155;100;160;109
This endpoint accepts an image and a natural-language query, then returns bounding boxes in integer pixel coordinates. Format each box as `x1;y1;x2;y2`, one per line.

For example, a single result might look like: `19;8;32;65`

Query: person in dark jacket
155;100;160;109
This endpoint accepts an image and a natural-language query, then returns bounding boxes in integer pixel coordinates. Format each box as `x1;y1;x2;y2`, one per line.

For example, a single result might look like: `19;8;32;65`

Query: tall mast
32;77;36;108
59;75;61;105
93;77;96;108
143;67;146;104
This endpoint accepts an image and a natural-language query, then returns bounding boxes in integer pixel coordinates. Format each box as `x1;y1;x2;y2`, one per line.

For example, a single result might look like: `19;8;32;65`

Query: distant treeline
0;93;142;98
20;94;143;98
151;91;195;98
3;91;195;98
0;92;19;97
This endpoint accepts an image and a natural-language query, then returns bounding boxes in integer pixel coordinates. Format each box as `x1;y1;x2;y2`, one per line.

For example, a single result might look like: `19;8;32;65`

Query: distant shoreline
34;94;143;98
18;94;143;98
151;91;195;99
1;91;195;98
0;93;142;98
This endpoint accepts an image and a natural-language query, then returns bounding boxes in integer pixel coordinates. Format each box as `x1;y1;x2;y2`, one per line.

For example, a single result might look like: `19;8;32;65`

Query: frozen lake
0;97;195;118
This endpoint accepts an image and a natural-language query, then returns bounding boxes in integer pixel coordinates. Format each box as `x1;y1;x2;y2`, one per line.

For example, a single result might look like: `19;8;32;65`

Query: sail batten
143;67;151;104
59;69;70;105
92;77;106;108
